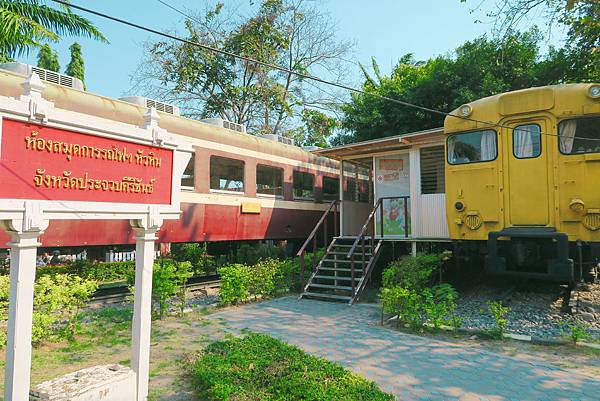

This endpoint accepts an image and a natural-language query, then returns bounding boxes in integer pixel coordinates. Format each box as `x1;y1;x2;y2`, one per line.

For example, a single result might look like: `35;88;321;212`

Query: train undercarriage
454;231;600;285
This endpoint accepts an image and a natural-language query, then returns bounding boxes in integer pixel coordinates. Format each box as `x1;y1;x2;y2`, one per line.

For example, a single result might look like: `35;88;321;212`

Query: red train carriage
0;64;341;252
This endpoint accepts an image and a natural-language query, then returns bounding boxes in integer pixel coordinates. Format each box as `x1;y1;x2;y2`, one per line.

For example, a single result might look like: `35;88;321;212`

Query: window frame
512;123;542;160
446;129;498;166
420;145;445;194
180;151;196;190
209;155;245;194
558;116;600;156
256;164;284;198
292;170;315;200
322;175;340;201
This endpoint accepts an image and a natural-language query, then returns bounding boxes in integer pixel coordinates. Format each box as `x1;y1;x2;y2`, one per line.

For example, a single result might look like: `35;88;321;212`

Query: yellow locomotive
444;83;600;282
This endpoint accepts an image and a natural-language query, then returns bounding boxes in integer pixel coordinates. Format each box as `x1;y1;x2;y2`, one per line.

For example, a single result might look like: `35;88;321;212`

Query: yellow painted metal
444;83;600;242
241;202;261;214
505;119;550;225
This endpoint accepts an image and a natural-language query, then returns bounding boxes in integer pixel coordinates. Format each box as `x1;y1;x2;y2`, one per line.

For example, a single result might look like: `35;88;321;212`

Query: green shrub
231;243;287;265
381;286;422;328
562;321;591;344
382;253;444;290
487;300;509;339
422;284;458;330
37;260;135;283
248;259;279;299
127;258;192;319
171;242;215;276
187;333;394;401
217;264;251;306
0;273;98;346
174;261;194;317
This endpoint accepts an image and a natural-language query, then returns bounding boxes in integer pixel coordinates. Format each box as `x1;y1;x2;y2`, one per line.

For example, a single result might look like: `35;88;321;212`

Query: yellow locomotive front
444;83;600;282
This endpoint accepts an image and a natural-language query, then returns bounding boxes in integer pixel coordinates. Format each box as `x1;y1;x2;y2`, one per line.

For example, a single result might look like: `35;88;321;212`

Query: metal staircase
300;236;384;304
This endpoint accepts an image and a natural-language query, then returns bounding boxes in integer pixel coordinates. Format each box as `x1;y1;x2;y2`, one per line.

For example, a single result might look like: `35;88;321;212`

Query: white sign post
0;72;193;401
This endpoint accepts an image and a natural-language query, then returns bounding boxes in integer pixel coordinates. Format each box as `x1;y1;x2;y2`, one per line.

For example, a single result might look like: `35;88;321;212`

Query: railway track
88;274;221;307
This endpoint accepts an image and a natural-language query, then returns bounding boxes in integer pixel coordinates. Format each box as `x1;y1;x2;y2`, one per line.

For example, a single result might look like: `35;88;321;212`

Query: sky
17;0;565;100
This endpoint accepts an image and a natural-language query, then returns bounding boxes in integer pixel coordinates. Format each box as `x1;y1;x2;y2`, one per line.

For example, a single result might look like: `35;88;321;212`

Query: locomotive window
293;171;314;200
256;165;283;196
513;124;541;159
322;176;339;201
181;152;195;189
447;130;497;165
559;116;600;155
210;156;244;192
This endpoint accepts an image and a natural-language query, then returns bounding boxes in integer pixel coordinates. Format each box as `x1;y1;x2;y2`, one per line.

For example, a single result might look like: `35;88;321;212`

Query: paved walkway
212;296;600;401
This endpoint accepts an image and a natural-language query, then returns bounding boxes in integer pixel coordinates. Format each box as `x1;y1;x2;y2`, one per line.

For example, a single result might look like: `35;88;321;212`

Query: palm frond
0;0;107;57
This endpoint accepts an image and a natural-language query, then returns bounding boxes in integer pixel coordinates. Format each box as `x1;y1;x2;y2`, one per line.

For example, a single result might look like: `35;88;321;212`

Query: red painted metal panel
0;203;325;248
0;119;173;204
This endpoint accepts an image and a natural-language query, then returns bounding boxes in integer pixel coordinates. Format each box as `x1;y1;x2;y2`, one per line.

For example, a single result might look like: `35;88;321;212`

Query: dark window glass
293;171;314;199
322;176;339;201
513;124;541;159
559;117;600;155
256;165;283;196
420;146;445;194
343;162;369;202
181;152;195;189
210;156;244;192
447;130;497;165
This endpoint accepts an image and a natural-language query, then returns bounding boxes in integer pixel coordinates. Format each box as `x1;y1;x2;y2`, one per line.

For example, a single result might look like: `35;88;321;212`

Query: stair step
328;251;372;256
308;283;353;291
302;292;352;301
333;244;375;248
322;259;367;264
313;275;361;281
318;267;363;273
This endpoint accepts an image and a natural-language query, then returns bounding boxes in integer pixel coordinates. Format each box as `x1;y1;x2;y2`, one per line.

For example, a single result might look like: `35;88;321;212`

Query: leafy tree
65;41;84;85
287;109;339;147
462;0;599;52
339;30;599;144
460;0;599;75
0;0;106;61
36;42;59;71
131;0;352;140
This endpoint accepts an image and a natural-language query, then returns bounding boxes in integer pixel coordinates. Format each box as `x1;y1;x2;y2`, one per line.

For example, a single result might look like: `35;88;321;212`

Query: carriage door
506;120;550;226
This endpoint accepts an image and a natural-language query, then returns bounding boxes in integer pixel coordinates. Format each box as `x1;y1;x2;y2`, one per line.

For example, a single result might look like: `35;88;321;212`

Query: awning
312;127;444;160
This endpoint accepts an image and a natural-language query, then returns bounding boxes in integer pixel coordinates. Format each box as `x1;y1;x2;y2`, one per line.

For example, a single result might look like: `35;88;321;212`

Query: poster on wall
374;154;411;237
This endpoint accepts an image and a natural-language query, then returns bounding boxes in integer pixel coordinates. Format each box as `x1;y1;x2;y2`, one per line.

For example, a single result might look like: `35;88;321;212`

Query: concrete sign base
29;364;135;401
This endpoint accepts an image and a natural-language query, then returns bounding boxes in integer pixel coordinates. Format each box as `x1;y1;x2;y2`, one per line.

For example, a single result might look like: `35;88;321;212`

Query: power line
52;0;599;143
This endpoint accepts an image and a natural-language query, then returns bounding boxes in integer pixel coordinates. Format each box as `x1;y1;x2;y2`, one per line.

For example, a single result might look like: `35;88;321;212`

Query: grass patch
187;332;394;401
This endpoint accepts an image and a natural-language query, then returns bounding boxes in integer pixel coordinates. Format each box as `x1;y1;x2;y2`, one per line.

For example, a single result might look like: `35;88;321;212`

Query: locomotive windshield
559;116;600;154
447;130;497;165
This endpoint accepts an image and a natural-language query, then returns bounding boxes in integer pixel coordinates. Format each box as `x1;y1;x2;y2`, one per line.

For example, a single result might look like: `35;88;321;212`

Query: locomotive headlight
459;105;472;117
589;85;600;99
454;201;465;211
569;198;585;213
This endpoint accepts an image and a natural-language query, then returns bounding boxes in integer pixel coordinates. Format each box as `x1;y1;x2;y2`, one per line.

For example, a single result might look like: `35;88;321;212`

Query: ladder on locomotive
297;200;385;304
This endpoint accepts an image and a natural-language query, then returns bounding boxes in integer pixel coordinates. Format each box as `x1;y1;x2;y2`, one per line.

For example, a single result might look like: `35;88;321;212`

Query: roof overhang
313;127;444;160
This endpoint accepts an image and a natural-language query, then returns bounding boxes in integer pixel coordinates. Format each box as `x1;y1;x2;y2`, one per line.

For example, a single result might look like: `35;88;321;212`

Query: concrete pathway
212;296;600;401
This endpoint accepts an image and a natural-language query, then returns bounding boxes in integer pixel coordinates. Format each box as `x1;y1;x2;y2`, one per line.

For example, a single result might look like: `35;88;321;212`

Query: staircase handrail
346;195;411;259
346;198;383;259
297;200;339;291
296;199;339;257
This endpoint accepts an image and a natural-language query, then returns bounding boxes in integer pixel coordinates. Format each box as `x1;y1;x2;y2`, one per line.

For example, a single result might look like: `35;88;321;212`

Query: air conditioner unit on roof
260;133;295;146
0;62;84;91
201;117;246;133
119;96;180;116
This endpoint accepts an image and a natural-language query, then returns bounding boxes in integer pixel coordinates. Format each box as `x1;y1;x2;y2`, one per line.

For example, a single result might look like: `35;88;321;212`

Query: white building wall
410;146;450;239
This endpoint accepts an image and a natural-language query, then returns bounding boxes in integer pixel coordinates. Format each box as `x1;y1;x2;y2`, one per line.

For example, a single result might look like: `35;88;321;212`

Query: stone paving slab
211;296;600;401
